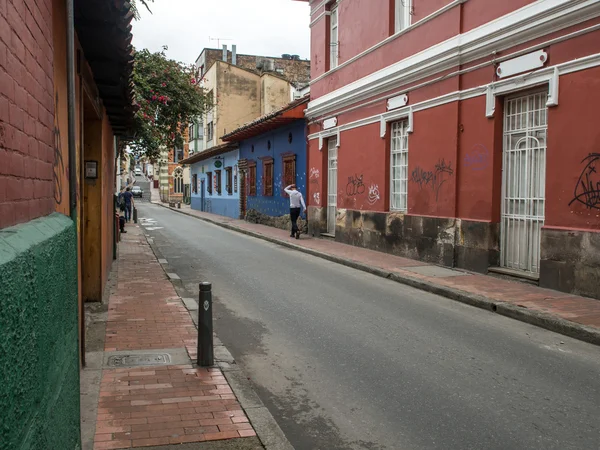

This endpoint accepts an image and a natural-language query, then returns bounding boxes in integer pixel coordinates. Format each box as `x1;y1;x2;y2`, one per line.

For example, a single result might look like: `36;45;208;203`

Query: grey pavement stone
167;272;180;280
182;297;198;310
404;265;468;277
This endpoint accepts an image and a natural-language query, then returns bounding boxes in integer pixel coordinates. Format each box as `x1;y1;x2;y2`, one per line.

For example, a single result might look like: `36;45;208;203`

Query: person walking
120;187;135;223
284;184;306;239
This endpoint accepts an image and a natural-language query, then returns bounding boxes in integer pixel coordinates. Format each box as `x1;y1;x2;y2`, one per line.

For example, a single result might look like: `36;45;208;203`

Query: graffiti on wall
53;92;65;206
367;184;380;205
309;167;321;205
346;174;365;197
569;153;600;210
464;144;489;171
411;159;454;201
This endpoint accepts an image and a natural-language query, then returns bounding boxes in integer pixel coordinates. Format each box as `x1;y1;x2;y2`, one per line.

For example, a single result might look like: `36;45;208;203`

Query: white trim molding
307;53;600;143
307;0;600;119
318;128;341;150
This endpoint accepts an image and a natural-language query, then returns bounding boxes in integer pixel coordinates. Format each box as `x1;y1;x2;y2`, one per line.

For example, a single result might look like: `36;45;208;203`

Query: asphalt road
137;203;600;450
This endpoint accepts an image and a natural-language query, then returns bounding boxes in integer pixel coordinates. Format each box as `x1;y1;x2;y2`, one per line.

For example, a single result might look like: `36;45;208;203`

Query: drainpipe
66;0;77;222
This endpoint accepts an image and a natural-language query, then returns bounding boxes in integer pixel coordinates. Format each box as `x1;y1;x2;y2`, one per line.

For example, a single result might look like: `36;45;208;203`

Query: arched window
173;168;184;194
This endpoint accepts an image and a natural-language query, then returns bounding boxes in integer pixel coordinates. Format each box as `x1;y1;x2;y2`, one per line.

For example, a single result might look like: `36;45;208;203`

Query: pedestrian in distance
284;184;306;239
120;187;135;223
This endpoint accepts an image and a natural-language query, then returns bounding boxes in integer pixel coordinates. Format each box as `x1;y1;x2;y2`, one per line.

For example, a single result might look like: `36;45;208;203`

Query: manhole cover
107;353;171;367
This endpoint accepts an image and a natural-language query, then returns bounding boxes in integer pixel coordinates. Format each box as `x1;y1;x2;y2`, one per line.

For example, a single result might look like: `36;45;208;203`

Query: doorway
326;136;338;235
500;91;548;274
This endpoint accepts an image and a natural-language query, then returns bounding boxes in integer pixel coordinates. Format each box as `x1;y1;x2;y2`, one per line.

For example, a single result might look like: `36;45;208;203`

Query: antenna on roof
209;36;232;48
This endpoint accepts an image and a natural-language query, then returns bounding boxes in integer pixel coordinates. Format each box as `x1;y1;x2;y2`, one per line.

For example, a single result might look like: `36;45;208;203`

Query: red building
299;0;600;300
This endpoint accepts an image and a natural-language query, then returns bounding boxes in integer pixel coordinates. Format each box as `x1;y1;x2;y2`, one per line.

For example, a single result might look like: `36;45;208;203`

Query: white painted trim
307;0;600;118
310;10;330;28
307;53;600;142
310;0;466;86
307;22;600;125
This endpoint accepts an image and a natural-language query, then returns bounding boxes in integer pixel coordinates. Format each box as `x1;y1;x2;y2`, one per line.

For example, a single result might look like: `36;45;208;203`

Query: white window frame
395;0;412;34
390;120;409;212
329;4;339;69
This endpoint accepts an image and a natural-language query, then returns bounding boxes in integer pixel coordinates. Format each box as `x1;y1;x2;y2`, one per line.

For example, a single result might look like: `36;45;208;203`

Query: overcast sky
132;0;311;65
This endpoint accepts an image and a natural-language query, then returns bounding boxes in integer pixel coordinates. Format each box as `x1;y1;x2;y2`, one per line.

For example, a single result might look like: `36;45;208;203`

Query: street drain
107;353;172;367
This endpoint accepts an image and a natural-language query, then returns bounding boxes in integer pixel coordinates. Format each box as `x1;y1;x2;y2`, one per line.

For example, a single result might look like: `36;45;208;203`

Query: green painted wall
0;213;81;450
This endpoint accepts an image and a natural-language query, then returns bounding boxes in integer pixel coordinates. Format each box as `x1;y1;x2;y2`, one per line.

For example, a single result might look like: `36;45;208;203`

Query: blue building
180;143;240;218
222;97;309;220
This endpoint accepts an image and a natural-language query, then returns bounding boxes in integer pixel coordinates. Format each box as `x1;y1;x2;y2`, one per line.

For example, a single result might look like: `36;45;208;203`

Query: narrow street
137;203;600;450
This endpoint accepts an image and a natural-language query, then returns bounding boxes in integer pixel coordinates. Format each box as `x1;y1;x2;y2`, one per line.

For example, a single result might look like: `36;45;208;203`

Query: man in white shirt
284;184;306;239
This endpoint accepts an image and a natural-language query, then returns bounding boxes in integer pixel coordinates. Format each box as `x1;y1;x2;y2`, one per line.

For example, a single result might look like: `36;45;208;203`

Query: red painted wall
546;68;600;231
311;8;459;98
310;14;328;80
336;124;387;212
456;96;502;221
461;0;535;33
307;130;324;208
336;0;391;64
408;103;458;217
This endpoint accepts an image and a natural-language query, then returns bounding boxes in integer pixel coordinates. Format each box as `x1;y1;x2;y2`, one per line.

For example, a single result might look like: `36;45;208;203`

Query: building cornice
306;0;600;119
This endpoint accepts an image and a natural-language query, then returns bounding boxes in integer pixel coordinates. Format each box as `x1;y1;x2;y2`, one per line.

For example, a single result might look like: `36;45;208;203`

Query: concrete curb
142;222;295;450
153;201;600;348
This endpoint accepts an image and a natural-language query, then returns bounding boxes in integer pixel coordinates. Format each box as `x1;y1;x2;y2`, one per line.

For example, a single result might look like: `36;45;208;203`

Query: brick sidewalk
156;202;600;344
94;224;256;449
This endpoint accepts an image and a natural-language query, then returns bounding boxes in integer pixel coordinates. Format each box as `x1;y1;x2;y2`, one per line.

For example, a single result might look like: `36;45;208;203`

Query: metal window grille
327;137;338;234
390;120;409;211
501;91;547;274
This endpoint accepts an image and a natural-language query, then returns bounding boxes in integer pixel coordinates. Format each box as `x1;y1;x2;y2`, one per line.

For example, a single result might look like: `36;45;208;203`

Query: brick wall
0;0;55;229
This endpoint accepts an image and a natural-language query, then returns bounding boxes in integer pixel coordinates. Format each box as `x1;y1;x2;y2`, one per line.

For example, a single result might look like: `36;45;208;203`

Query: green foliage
130;47;209;161
130;0;154;20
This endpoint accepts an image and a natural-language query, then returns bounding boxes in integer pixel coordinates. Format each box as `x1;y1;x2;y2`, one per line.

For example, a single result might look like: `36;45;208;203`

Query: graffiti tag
346;173;365;197
313;192;320;205
309;167;320;179
411;158;454;201
569;153;600;210
53;92;64;206
464;144;489;171
367;184;380;205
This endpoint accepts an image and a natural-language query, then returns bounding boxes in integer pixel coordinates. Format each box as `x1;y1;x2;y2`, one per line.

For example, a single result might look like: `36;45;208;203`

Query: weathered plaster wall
0;213;80;450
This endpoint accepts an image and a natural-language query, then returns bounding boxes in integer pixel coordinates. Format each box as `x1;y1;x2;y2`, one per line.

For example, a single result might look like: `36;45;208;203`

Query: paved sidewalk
93;224;257;449
155;202;600;346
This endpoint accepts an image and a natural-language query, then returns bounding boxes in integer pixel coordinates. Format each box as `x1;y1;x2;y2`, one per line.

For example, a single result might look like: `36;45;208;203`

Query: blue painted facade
239;121;307;217
190;149;240;218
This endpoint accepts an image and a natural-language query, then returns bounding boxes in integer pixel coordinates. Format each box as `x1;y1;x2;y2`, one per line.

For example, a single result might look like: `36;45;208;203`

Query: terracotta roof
222;96;309;142
179;142;239;165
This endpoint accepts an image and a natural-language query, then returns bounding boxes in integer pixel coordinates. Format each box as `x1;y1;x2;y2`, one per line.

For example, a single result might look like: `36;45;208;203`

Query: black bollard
197;282;214;367
133;207;138;224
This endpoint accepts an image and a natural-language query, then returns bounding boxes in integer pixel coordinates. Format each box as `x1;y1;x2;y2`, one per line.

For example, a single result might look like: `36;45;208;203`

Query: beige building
200;61;293;152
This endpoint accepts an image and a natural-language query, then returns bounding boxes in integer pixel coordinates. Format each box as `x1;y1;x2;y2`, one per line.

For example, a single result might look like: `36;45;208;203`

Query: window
329;4;339;69
262;158;274;196
395;0;412;33
173;168;184;194
282;154;296;197
207;122;214;142
174;148;184;163
390;120;409;211
248;162;257;196
225;167;233;195
189;123;195;140
234;165;238;193
192;174;198;194
215;170;222;195
207;172;213;194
